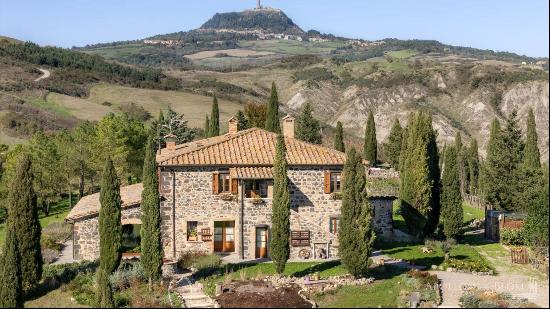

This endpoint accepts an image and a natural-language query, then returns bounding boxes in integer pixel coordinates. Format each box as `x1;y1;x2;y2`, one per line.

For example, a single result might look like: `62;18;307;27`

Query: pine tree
334;121;345;152
204;114;210;138
363;111;377;165
99;158;122;274
270;134;290;274
97;268;115;308
441;146;463;240
235;110;250;131
467;139;480;195
523;108;541;169
0;228;23;308
8;153;42;290
384;118;403;167
209;96;220;137
265;82;281;133
339;148;375;277
140;134;163;287
295;102;322;144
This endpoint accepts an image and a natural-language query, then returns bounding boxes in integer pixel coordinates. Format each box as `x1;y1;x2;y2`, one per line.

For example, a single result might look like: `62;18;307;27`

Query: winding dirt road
34;68;50;81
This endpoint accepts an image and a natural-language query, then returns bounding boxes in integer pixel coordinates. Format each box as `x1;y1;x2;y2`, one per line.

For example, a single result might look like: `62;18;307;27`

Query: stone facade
370;197;395;239
72;205;141;261
159;165;394;262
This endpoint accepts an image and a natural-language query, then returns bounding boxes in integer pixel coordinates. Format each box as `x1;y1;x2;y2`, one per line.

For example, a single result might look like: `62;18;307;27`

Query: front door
214;221;235;253
255;227;269;258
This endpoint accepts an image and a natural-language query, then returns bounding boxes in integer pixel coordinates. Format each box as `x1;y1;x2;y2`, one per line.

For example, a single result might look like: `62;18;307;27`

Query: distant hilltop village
142;1;386;48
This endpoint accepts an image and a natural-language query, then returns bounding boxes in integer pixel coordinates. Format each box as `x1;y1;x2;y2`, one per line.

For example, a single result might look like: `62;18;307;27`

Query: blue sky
1;0;548;57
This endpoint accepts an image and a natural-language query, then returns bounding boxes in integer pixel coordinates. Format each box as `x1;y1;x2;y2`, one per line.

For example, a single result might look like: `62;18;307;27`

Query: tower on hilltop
257;0;262;9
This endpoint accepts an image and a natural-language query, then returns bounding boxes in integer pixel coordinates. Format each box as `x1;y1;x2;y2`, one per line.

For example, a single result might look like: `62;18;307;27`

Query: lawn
25;288;89;308
463;202;484;223
311;265;415;308
199;260;348;296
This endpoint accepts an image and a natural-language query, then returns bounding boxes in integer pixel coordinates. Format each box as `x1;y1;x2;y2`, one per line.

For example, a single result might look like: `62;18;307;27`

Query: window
329;217;340;235
245;180;270;198
219;172;231;193
291;230;310;247
324;171;342;194
330;172;342;193
187;221;198;241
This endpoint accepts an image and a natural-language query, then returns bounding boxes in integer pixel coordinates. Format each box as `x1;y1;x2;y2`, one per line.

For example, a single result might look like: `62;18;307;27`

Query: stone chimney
164;133;177;151
228;116;239;134
282;115;295;139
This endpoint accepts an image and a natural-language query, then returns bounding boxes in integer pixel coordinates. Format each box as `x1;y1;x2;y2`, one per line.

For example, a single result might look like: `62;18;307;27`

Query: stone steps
174;274;218;308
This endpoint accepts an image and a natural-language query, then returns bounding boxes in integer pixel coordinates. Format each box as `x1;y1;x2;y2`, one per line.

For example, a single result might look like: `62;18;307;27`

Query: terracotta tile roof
66;183;143;221
230;166;273;179
156;128;348;166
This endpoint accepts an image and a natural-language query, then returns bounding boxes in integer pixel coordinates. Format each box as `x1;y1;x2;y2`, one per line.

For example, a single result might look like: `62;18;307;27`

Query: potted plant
220;193;235;201
251;197;265;205
188;229;198;241
330;192;342;200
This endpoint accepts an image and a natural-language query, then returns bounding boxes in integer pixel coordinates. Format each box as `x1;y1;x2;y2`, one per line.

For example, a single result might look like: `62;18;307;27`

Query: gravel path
52;240;75;265
434;270;549;308
34;68;50;81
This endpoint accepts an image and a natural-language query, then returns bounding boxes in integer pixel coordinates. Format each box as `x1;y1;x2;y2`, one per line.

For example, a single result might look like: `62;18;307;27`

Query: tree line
0;107;193;223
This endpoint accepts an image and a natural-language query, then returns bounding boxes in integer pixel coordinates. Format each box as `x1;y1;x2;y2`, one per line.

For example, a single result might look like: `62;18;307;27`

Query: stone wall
72;205;141;261
370;197;395;238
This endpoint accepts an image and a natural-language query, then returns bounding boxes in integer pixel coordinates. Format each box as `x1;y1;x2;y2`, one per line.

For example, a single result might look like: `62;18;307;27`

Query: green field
386;49;418;59
46;84;244;129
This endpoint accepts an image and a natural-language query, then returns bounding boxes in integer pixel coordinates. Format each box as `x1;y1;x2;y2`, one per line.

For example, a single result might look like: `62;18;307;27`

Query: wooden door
214;221;235;253
255;227;269;258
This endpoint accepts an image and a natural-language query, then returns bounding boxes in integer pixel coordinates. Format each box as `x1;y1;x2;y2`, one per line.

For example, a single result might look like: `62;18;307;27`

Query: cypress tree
339;148;375;277
523;108;541;169
441;146;463;240
295;102;322;144
363;111;377;165
270;134;290;274
97;268;115;308
467;139;480;195
140;134;163;287
384;118;403;167
0;229;23;308
524;178;549;248
8;153;42;290
334;121;345;152
204;114;210;138
483;112;524;211
209;95;220;137
454;132;466;196
482;119;502;206
399;112;440;238
99;158;122;274
265;82;281;133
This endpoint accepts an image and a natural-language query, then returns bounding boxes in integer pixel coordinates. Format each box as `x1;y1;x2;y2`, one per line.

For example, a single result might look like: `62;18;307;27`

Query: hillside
200;8;304;34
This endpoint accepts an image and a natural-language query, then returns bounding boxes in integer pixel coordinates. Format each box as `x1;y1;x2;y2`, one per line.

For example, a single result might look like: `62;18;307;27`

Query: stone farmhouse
66;116;396;262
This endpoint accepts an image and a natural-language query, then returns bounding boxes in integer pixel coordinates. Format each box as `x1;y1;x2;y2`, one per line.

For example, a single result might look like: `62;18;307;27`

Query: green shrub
460;293;480;308
66;273;96;306
110;262;146;290
192;254;222;278
42;260;98;288
42;222;72;243
500;228;526;246
41;236;63;251
177;251;208;270
478;300;498;308
443;258;492;273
